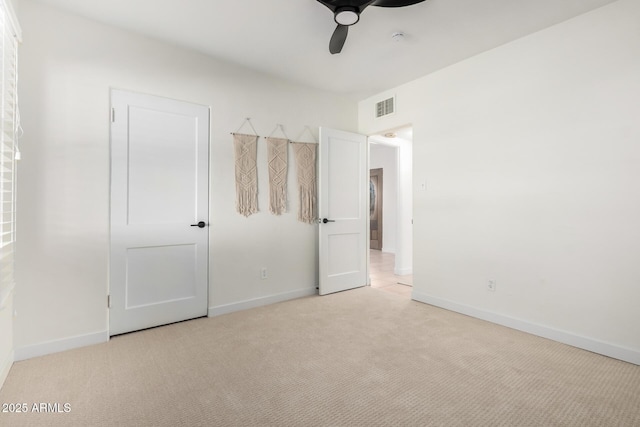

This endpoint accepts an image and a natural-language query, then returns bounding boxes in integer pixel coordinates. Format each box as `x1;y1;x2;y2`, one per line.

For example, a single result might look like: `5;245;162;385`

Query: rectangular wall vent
375;96;395;118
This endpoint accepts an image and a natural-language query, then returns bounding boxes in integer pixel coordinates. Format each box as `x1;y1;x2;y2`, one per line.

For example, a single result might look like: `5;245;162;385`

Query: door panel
319;127;368;295
328;138;362;219
110;90;209;335
127;106;198;225
328;233;360;275
370;168;383;250
125;244;197;308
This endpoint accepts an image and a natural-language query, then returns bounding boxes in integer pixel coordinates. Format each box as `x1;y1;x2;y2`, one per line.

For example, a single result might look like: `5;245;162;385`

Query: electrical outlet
487;280;496;292
261;268;268;280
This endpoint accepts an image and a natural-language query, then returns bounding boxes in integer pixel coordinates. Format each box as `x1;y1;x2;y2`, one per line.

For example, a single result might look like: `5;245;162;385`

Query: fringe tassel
236;185;258;217
292;142;317;224
270;185;287;215
298;185;317;224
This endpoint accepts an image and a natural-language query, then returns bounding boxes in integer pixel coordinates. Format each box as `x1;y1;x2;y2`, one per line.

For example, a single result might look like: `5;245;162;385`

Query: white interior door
110;90;209;335
318;127;368;295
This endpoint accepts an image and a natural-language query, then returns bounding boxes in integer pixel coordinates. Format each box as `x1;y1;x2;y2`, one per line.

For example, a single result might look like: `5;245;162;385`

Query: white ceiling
34;0;617;98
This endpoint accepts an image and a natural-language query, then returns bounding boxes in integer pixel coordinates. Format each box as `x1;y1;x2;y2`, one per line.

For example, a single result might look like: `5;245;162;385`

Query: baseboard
209;287;317;317
412;291;640;366
381;247;395;254
0;349;13;389
394;267;412;276
14;330;109;362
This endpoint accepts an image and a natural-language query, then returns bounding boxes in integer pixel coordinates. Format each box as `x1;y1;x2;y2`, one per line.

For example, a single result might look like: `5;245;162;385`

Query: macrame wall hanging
266;124;290;215
291;127;318;224
231;120;317;223
232;119;260;217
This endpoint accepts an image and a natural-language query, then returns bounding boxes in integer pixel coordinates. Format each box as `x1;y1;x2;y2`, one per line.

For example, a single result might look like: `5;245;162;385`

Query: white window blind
0;0;20;309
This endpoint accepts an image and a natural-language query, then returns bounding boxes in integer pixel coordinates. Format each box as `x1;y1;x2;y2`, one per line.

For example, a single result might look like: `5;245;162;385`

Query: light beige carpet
1;287;639;426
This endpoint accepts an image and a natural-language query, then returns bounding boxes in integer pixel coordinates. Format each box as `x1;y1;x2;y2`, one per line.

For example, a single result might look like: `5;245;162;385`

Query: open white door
318;127;368;295
110;90;209;335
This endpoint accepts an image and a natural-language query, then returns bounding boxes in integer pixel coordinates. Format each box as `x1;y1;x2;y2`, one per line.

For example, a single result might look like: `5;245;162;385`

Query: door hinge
107;295;111;308
111;108;115;123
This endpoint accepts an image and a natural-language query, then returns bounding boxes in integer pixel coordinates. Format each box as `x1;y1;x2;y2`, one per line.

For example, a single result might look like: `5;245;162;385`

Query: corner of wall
0;290;15;389
0;349;13;390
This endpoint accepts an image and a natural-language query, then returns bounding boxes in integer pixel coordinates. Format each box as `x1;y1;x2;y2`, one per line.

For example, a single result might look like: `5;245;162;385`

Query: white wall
359;0;640;364
394;137;413;276
14;0;357;358
369;143;398;253
0;293;13;387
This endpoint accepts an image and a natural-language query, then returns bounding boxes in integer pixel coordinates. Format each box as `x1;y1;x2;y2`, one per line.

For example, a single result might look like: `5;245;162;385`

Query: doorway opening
368;126;413;298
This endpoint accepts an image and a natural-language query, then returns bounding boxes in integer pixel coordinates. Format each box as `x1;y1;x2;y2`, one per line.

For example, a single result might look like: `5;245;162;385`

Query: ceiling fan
316;0;426;54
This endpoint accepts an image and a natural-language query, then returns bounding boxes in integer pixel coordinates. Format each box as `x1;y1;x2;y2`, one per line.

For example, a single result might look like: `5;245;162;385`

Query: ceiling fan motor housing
334;6;361;26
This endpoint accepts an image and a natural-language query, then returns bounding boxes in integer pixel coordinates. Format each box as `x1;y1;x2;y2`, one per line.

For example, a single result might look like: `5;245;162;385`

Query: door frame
367;125;413;277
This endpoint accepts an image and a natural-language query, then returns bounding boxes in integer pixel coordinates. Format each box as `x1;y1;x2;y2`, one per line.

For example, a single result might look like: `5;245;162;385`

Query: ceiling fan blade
329;24;349;54
371;0;425;7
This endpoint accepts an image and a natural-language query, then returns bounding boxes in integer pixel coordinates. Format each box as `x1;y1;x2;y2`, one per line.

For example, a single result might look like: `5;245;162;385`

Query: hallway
369;250;412;298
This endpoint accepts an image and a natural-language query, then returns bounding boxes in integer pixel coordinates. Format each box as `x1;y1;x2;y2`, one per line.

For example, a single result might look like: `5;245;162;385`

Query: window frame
0;0;21;309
